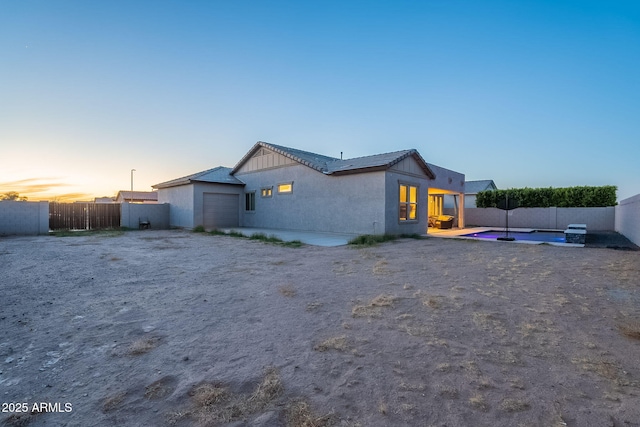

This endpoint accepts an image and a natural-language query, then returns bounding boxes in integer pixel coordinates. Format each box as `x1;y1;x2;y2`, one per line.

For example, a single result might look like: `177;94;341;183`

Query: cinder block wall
0;201;49;235
120;203;170;229
465;207;615;231
615;194;640;246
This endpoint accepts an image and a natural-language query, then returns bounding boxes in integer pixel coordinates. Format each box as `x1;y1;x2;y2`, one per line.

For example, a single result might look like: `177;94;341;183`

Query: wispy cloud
0;178;90;201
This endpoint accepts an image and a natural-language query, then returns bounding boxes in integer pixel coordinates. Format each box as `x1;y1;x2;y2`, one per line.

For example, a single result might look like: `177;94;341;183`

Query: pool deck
427;227;585;247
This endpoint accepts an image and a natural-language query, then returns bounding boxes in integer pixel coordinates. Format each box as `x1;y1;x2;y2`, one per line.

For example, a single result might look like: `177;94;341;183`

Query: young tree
0;192;28;201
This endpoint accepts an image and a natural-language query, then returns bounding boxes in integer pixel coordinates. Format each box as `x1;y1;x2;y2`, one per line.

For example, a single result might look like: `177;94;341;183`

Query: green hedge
475;186;617;208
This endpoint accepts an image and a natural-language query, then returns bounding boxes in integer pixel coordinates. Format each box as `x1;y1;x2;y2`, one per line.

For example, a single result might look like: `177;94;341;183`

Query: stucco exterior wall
236;164;387;234
157;185;195;228
465;207;615;230
384;171;431;235
426;163;465;194
615;194;640;246
0;201;49;235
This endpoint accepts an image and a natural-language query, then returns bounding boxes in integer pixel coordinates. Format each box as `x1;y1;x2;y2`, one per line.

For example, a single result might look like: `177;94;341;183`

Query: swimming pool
461;230;566;243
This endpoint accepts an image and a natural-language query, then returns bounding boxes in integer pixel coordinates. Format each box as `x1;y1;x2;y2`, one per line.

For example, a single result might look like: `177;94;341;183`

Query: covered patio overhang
424;162;465;232
427;187;465;231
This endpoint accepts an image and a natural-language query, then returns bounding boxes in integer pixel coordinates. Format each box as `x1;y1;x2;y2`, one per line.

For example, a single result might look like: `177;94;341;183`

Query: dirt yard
1;230;639;427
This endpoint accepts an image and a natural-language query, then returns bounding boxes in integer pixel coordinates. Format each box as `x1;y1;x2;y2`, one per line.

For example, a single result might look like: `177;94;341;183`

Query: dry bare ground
1;229;639;427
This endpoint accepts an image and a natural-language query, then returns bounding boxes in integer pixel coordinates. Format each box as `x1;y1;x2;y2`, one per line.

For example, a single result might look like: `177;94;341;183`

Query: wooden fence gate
49;203;121;231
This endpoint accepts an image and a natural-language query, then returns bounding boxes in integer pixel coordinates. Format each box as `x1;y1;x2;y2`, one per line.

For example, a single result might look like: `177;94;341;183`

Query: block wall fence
615;194;640;246
120;202;170;230
0;202;170;235
462;207;616;231
0;201;49;235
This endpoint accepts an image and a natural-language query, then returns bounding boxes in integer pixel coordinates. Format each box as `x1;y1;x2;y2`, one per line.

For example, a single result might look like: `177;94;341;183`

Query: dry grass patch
438;386;459;399
2;412;40;427
398;381;425;392
499;398;530;412
190;383;228;406
128;336;161;355
286;400;334;427
469;394;489;411
436;363;451;373
423;295;442;309
617;319;640;340
314;335;350;352
372;259;390;275
571;357;628;385
102;391;127;412
378;401;388;415
279;284;297;297
145;376;176;400
472;312;508;337
248;367;284;409
170;367;283;426
352;294;396;317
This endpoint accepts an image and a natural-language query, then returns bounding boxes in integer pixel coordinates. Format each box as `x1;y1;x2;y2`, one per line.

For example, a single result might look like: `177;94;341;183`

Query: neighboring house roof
232;141;436;179
116;191;158;202
153;166;244;189
465;180;497;194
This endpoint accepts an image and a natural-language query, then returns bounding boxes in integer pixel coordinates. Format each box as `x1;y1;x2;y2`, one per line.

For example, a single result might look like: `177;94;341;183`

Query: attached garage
153;167;244;230
203;193;239;228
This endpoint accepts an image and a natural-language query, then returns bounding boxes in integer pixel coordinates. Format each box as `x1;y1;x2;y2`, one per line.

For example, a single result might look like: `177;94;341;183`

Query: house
115;191;159;204
464;180;498;208
153;141;465;235
444;179;497;211
94;196;116;203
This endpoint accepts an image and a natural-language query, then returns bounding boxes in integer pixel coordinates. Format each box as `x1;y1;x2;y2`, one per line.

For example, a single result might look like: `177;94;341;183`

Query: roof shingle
153;166;244;189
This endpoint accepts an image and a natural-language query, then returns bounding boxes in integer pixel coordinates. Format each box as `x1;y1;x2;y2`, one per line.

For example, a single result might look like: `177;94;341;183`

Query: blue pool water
461;230;566;243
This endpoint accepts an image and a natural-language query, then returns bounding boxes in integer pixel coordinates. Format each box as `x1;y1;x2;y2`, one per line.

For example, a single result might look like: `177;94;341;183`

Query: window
261;187;273;197
277;182;293;194
399;184;418;221
245;192;255;211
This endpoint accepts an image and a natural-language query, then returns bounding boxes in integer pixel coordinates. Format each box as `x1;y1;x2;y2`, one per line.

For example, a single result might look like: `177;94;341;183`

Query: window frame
261;187;273;198
399;182;419;222
245;191;256;212
277;182;293;195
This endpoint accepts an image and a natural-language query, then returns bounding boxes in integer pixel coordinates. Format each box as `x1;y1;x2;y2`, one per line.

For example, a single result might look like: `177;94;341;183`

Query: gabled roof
465;180;497;194
231;141;435;179
153;166;244;189
231;142;339;174
327;149;435;178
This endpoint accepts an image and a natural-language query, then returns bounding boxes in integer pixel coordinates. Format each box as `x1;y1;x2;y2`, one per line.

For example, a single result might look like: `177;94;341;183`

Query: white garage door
203;193;239;228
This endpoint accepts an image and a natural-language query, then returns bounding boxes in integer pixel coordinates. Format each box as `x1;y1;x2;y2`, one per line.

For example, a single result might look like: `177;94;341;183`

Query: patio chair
139;217;151;229
434;215;454;229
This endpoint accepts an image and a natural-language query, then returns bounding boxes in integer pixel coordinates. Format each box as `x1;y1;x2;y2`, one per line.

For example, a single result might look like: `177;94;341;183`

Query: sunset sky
1;1;639;202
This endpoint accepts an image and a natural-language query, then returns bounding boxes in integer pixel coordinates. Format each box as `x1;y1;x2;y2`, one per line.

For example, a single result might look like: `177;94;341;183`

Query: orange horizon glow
0;178;116;203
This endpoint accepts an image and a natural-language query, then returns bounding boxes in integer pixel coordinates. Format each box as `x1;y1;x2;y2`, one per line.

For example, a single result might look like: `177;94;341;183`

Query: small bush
193;225;206;233
348;234;398;246
209;228;227;235
399;233;425;239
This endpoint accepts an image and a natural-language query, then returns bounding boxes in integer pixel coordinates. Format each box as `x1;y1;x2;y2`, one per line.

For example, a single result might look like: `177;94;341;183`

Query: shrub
348;234;398;246
193;225;206;233
476;186;617;208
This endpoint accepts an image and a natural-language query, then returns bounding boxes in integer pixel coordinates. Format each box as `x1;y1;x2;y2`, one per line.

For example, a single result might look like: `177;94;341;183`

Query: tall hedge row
475;186;617;208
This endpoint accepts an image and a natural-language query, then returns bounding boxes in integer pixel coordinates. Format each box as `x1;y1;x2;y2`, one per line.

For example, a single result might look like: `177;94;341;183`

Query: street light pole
128;169;136;228
130;169;136;193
